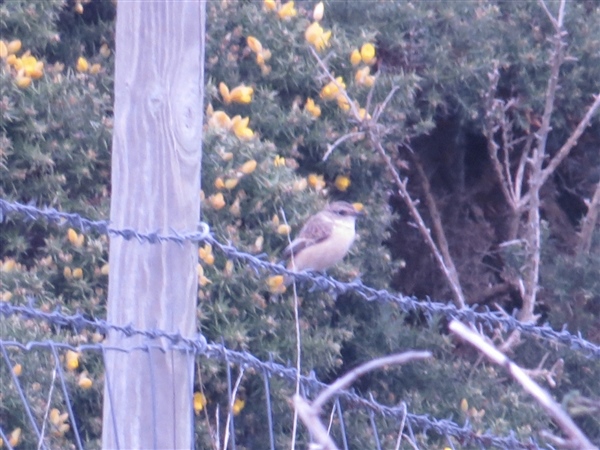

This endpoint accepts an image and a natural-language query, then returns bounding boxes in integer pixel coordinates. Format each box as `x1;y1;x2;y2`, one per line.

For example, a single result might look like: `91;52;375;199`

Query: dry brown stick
309;47;466;308
294;351;432;450
371;136;467;308
408;148;465;306
483;66;517;209
577;180;600;255
517;94;600;211
449;321;596;449
520;0;567;322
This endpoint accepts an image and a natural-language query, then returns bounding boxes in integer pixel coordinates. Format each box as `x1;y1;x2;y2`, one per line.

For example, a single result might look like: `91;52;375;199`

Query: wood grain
102;2;205;448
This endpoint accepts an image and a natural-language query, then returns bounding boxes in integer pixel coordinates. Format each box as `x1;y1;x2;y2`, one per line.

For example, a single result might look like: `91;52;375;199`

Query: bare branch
372;137;466;308
483;66;518;209
223;368;245;450
294;351;431;450
449;321;596;449
294;395;339;450
537;0;559;29
520;0;568;322
322;131;365;161
577;180;600;255
372;85;400;124
309;47;362;122
309;45;466;308
312;352;432;412
408;149;466;305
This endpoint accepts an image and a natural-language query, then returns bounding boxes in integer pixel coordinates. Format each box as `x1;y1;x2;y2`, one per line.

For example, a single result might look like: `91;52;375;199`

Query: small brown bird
283;201;361;272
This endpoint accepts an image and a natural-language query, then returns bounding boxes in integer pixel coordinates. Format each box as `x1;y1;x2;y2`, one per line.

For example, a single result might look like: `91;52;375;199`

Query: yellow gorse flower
358;108;371;120
233;398;245;415
247;36;262;53
277;224;291;235
12;363;22;376
350;49;362;66
229;85;254;104
360;42;376;65
199;244;215;265
78;374;93;389
267;275;286;294
355;66;375;87
220;82;254;104
307;173;326;190
7;40;22;55
240;159;258;175
304;97;321;118
3;258;17;272
194;392;207;414
67;228;85;247
197;264;212;287
19;55;44;79
16;75;31;88
49;409;70;436
72;268;83;279
274;155;286;167
65;350;80;371
76;56;89;72
320;76;346;101
225;178;238;190
8;428;22;447
278;1;297;19
352;202;364;213
247;36;272;71
90;63;101;75
208;110;232;130
305;22;331;52
208;193;226;210
334;175;351;192
231;115;254;140
264;0;277;11
336;95;350;111
100;43;111;57
214;177;225;190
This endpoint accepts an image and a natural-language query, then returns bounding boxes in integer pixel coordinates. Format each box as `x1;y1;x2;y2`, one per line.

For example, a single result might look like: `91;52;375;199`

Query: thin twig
449;321;596;449
309;47;362;122
520;0;567;322
322;131;365;161
294;351;431;450
223;368;245;450
374;137;466;308
407;148;465;306
311;352;432;412
577;180;600;255
393;402;408;450
38;366;58;450
280;208;302;450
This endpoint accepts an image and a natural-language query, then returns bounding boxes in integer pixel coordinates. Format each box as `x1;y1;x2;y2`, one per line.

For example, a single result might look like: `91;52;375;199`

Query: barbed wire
1;302;540;449
2;198;599;359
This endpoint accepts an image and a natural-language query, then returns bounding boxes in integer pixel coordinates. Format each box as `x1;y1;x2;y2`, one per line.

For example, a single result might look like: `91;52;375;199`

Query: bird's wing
282;214;333;258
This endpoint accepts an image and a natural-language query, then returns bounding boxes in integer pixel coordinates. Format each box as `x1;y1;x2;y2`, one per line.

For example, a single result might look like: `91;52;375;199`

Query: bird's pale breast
289;219;355;271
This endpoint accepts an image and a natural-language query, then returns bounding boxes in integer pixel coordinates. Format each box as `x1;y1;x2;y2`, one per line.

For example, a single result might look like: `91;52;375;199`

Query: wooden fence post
102;1;205;448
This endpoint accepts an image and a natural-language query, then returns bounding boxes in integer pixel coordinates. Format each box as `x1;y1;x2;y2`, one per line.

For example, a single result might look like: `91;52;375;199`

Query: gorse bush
1;0;599;448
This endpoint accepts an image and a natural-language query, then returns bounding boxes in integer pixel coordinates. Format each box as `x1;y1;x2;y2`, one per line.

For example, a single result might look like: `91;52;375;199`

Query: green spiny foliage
1;0;599;448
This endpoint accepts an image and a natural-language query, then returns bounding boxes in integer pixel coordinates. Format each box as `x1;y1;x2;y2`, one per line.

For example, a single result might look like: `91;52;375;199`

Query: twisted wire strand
2;198;598;358
1;302;539;449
